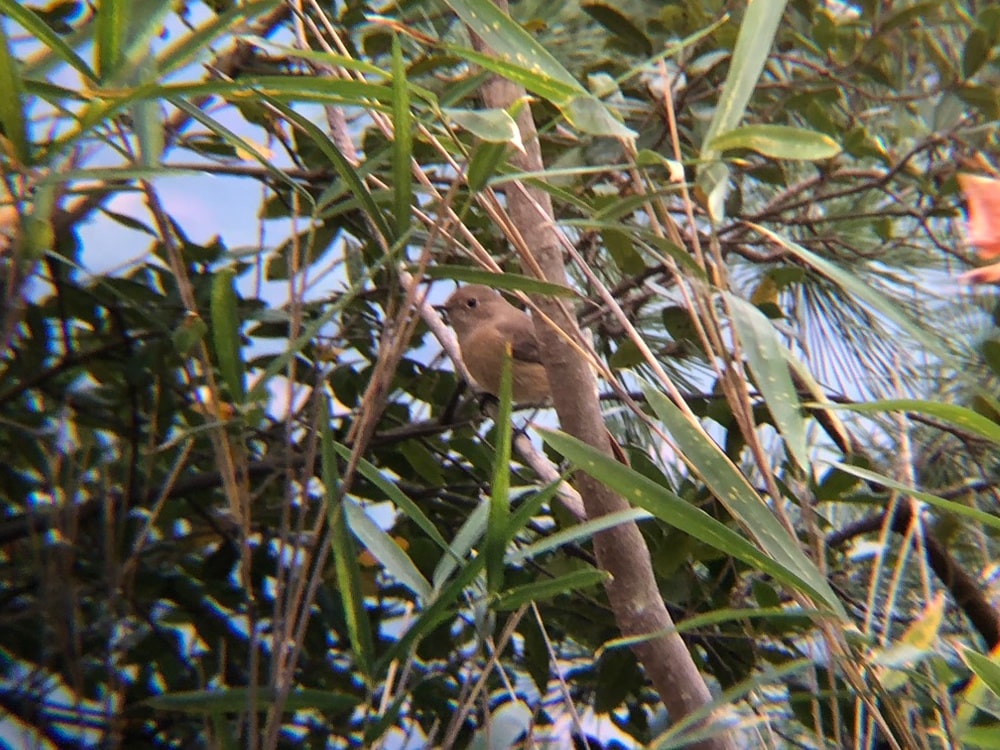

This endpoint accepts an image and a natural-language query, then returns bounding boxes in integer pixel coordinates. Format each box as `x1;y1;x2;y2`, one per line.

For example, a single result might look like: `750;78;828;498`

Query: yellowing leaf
900;590;946;651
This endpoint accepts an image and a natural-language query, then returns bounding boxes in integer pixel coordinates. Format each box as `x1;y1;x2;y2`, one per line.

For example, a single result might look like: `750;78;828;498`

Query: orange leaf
959;263;1000;285
959;173;1000;260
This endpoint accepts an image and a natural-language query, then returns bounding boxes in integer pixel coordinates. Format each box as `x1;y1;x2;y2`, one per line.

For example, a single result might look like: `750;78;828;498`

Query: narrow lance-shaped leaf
0;20;30;165
701;0;788;156
423;266;577;297
263;96;393;244
96;0;127;81
378;534;487;673
444;107;522;145
1;0;96;82
391;35;412;238
432;501;489;592
507;507;652;565
820;398;1000;446
210;268;246;404
443;0;584;98
442;43;632;138
118;0;172;84
829;463;1000;533
540;428;845;616
155;0;280;78
344;499;432;601
698;0;788;221
962;648;1000;701
707;124;841;161
321;391;375;680
956;647;1000;740
725;294;810;470
750;222;945;356
443;43;581;105
333;444;452;554
494;568;610;611
639;381;844;615
131;59;163;168
486;346;515;594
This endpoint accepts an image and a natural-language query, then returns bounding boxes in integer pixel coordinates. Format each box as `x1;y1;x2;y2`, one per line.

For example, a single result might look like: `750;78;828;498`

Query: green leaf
96;0;127;81
698;0;789;221
581;3;653;56
639;382;844;615
264;97;394;244
117;0;173;84
707;124;841;160
379;522;487;671
322;392;375;680
600;607;820;653
494;568;610;611
156;0;280;78
829;464;1000;533
507;508;652;565
165;98;313;204
132;73;164;168
959;725;1000;750
819;398;1000;446
444;107;522;145
750;223;943;356
562;95;636;139
172;313;208;356
725;294;810;469
432;500;489;592
424;266;578;298
333;444;452;554
0;20;29;164
602;228;646;276
442;0;584;98
467;140;512;193
344;499;432;601
146;687;359;714
391;36;413;238
963;27;992;80
486;343;515;594
210;267;245;403
0;0;96;82
539;428;845;616
958;83;1000;120
963;648;1000;700
443;42;581;105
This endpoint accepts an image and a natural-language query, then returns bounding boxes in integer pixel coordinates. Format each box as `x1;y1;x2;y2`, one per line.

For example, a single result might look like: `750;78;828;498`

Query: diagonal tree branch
469;4;738;748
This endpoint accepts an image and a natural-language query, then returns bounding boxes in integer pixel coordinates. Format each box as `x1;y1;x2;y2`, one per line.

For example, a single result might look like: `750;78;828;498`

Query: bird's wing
495;319;543;363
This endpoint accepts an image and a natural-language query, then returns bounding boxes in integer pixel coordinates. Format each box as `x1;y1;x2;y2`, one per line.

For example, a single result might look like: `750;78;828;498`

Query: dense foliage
2;0;1000;747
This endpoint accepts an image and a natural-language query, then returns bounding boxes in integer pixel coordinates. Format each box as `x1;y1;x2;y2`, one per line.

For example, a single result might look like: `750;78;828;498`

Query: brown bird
441;284;629;467
440;284;551;403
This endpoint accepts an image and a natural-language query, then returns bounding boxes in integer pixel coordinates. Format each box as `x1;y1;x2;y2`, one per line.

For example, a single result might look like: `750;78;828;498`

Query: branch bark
472;6;737;748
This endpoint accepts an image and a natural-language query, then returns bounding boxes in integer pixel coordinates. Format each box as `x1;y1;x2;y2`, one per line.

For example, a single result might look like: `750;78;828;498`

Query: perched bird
440;284;551;403
441;283;629;467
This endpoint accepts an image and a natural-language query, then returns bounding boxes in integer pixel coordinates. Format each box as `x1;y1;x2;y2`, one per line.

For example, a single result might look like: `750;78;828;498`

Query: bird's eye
465;298;477;308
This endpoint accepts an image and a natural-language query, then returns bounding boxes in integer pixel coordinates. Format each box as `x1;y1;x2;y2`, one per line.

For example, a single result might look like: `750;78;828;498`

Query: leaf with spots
640;382;844;616
443;0;584;101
